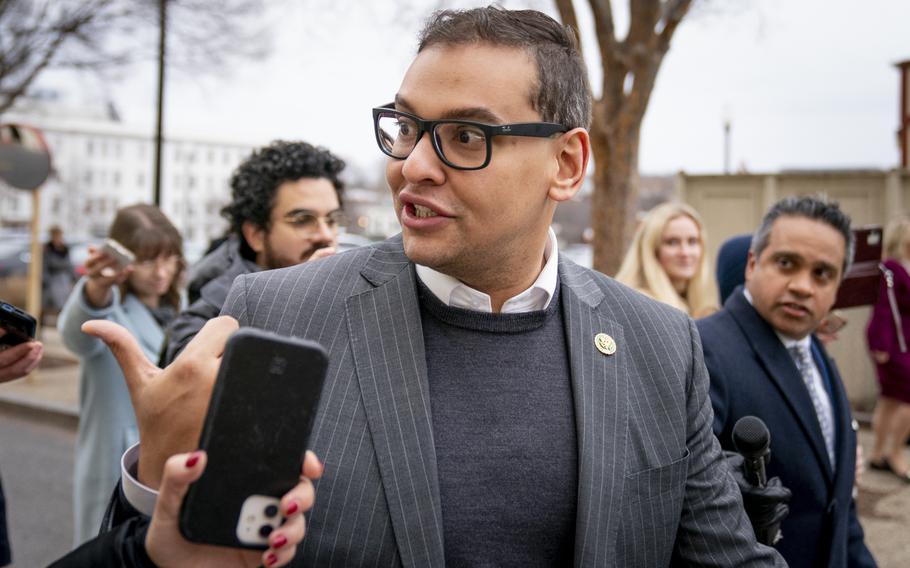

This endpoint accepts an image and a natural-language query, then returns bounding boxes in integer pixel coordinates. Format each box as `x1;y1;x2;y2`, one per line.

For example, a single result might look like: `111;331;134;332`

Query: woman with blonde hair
616;202;718;318
867;214;910;481
59;204;185;544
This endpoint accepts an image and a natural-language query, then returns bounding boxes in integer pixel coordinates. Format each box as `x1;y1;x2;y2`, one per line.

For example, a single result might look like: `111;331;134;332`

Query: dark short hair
417;6;592;130
221;140;345;238
751;195;855;276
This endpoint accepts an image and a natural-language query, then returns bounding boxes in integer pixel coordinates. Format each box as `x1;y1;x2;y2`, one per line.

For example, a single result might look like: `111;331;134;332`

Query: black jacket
162;237;259;365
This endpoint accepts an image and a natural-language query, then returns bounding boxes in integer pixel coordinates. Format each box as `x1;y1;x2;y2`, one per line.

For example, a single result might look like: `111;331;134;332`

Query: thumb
82;320;159;393
153;451;207;524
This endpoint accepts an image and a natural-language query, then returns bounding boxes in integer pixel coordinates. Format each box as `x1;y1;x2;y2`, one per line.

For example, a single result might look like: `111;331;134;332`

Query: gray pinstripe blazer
222;236;785;567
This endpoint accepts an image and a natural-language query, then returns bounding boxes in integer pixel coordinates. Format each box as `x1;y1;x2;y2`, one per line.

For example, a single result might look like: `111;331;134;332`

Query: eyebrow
394;94;504;124
283;207;341;218
772;251;839;274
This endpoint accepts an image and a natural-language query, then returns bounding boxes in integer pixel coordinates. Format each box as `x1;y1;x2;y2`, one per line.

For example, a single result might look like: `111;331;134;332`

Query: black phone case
178;328;328;548
0;301;37;346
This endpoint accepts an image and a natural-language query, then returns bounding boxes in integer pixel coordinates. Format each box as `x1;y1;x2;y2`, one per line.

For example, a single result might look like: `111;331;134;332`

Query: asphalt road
0;403;76;567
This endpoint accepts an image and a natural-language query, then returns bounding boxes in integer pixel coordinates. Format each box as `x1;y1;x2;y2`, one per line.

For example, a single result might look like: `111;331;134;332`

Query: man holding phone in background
162;140;345;364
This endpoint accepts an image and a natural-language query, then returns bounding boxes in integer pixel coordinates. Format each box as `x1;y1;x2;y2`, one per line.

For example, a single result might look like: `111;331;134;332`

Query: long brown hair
108;203;185;308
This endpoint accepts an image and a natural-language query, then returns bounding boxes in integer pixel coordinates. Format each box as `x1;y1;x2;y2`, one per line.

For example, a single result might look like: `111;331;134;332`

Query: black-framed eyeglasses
280;209;346;235
372;104;567;170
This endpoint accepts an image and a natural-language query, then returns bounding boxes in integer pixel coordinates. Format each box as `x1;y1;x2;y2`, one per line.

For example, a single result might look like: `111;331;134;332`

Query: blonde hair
615;202;718;317
883;214;910;261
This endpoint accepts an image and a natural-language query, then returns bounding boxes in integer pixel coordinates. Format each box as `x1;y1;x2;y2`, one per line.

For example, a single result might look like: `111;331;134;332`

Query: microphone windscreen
732;415;770;457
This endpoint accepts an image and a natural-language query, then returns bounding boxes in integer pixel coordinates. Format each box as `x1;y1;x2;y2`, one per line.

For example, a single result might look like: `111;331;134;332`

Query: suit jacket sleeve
673;318;785;567
48;515;156;568
220;274;250;325
847;497;878;567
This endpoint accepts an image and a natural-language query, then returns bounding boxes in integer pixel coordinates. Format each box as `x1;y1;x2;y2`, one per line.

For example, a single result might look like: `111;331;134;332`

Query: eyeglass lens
376;113;488;169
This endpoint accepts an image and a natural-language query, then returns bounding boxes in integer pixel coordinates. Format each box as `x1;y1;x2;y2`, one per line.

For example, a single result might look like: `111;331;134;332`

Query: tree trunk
590;96;642;276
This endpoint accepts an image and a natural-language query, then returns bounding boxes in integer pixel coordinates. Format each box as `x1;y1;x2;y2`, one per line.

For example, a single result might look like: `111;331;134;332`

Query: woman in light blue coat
59;204;184;546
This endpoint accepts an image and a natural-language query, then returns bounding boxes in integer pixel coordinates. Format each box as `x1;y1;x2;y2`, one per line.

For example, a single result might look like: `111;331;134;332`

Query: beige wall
677;169;910;410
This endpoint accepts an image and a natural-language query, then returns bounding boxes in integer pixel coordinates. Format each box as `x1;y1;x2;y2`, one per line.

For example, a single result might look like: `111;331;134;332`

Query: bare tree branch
554;0;583;57
657;0;693;51
0;0;270;116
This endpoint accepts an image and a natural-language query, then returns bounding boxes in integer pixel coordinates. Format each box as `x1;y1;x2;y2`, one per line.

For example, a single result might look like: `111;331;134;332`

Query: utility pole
153;0;167;206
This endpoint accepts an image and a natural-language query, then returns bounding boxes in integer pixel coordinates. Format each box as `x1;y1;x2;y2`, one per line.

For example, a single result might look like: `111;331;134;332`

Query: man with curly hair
162;140;345;364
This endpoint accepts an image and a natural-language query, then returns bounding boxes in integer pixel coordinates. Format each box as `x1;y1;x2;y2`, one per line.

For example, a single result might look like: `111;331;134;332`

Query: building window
86;140;94;156
137;173;145;188
113;172;121;188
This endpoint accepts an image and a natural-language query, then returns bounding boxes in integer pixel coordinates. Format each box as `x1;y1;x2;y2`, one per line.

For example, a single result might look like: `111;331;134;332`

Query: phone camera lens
259;524;273;538
264;504;279;518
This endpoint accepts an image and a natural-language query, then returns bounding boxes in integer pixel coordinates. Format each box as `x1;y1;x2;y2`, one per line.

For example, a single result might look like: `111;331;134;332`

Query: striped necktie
789;344;835;469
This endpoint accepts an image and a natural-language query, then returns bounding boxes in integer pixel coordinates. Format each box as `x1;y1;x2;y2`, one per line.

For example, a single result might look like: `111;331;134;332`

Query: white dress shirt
416;227;559;313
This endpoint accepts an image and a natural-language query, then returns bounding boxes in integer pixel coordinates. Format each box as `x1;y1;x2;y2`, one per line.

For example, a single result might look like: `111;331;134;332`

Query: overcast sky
44;0;910;178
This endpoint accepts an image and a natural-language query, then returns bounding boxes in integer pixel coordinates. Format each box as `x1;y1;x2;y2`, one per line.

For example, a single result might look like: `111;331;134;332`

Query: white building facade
1;112;254;252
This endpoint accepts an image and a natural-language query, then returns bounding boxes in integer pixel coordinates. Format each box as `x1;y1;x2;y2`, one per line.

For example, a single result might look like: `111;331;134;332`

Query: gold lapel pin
594;333;616;356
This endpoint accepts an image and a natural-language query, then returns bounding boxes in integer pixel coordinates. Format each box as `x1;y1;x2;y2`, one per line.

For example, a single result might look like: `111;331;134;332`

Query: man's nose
312;218;337;244
401;132;445;186
788;270;814;297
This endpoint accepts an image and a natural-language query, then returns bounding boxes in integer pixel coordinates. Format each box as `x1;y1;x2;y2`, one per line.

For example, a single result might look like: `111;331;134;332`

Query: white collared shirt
415;227;559;313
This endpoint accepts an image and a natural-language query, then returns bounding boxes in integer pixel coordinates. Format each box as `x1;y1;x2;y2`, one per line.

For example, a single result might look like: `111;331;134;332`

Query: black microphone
732;416;770;488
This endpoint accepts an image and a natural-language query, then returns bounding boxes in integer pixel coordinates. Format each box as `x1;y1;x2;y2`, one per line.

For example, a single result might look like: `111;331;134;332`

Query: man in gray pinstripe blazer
93;6;787;567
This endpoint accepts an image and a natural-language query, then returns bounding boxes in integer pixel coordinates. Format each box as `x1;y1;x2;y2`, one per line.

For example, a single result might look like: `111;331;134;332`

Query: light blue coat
58;278;164;546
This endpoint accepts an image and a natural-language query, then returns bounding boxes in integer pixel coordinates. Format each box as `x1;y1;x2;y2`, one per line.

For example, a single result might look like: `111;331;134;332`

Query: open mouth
411;203;438;218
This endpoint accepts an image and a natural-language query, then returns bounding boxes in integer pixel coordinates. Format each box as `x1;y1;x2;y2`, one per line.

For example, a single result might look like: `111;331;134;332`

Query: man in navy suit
698;196;876;567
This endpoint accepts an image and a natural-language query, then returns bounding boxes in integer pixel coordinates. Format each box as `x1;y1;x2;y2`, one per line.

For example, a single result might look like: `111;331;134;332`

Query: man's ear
241;221;266;255
548;128;590;203
744;250;756;282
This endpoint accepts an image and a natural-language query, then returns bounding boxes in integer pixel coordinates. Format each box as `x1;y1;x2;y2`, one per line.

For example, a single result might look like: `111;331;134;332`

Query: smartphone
0;301;37;347
99;238;135;269
179;328;328;549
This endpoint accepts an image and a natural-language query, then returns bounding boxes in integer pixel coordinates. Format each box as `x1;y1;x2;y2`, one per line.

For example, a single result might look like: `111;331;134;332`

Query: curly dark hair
221;140;345;239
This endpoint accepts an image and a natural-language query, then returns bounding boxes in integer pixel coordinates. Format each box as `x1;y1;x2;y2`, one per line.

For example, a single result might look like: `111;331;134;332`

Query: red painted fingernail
266;552;278;566
185;453;199;468
286;501;299;515
273;534;288;549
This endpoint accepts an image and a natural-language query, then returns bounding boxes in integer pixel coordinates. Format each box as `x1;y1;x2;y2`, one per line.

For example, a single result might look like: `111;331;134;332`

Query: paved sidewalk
0;328;908;565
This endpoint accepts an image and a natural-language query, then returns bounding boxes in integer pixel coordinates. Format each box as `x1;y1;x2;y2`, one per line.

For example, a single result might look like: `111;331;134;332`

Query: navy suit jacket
697;288;876;568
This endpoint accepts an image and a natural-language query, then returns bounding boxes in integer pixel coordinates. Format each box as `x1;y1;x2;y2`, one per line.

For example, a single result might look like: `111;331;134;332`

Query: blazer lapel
726;291;834;483
559;259;629;566
345;239;446;568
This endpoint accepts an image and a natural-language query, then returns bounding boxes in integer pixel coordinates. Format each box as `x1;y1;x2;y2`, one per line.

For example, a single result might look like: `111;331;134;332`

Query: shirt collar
415;227;559;314
741;287;812;350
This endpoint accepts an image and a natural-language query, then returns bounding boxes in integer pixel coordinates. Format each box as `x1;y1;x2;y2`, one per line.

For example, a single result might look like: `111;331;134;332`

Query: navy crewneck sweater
417;281;578;567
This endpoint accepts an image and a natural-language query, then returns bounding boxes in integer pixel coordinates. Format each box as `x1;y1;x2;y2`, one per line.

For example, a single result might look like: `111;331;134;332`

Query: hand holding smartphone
98;238;135;278
179;328;328;549
0;301;37;347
